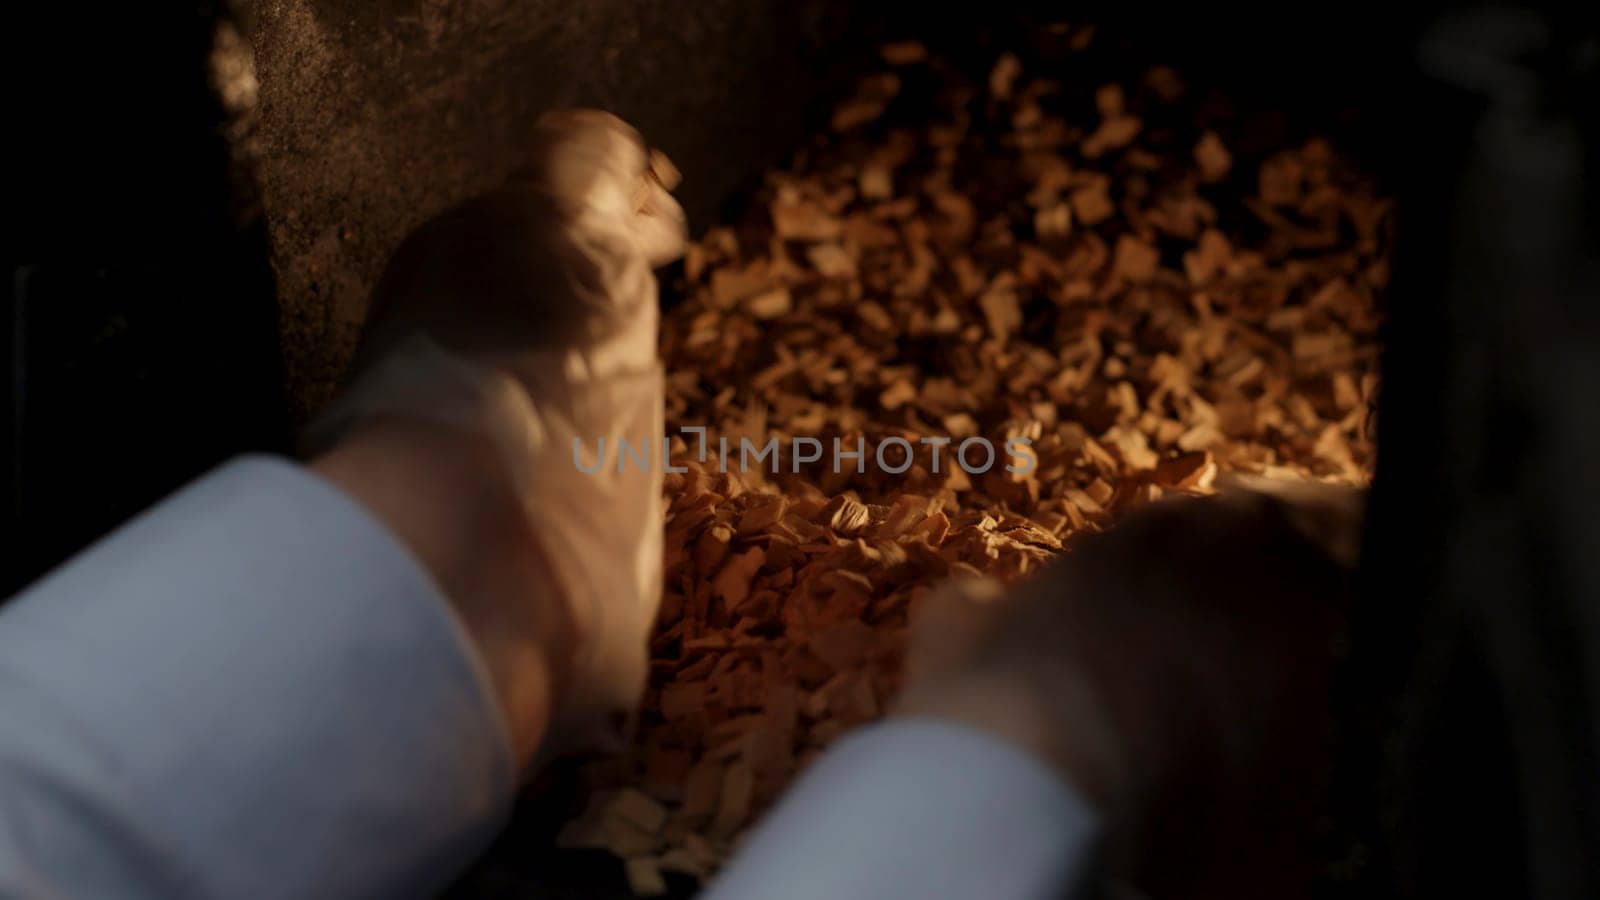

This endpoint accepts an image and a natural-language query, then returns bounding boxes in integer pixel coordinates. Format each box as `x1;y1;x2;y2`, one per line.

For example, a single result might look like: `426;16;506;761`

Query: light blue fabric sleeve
703;718;1101;900
0;455;515;899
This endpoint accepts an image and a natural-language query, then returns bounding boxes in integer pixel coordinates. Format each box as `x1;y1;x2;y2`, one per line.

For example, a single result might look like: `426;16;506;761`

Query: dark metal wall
252;0;873;421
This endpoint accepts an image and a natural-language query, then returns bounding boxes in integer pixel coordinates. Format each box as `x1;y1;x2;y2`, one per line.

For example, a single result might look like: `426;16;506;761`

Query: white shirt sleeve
702;717;1101;900
0;456;515;899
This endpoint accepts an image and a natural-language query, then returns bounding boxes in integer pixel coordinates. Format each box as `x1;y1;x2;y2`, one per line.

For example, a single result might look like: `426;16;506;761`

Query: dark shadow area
2;4;288;594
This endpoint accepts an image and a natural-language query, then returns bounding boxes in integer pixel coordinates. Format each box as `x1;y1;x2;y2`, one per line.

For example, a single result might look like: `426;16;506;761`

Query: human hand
309;110;686;769
896;483;1362;897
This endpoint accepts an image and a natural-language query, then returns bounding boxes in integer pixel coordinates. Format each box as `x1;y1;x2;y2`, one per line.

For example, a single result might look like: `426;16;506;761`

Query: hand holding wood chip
897;485;1361;896
310;109;687;766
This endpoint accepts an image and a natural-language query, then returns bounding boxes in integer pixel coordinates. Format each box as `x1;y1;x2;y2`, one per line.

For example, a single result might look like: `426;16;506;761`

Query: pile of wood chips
558;35;1390;895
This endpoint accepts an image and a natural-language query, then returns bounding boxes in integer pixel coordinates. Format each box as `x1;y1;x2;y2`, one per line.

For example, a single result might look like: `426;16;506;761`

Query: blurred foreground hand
898;482;1363;898
311;109;686;768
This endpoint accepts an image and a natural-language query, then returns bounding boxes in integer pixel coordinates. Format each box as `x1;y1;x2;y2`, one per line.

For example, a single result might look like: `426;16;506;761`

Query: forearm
0;456;514;898
703;718;1101;900
310;416;568;766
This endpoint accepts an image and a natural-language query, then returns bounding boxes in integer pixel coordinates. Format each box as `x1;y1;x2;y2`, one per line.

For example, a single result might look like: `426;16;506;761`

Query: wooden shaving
879;41;928;66
1194;131;1232;183
561;41;1390;889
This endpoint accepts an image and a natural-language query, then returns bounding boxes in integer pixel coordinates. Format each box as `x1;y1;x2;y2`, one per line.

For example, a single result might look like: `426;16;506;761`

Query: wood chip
879;379;916;409
772;200;843;242
860;165;894;199
709;762;754;839
709;261;771;309
1194;131;1232;182
1070;181;1115;226
625;857;667;897
1154;450;1217;490
745;287;792;320
610;788;670;834
978;281;1023;340
807;243;858;279
831;73;901;132
1082;116;1141;158
879;41;928;65
1095;83;1125;118
572;40;1389;891
712;548;765;609
1035;203;1073;240
989;53;1022;99
1111;234;1160;282
1183;229;1232;284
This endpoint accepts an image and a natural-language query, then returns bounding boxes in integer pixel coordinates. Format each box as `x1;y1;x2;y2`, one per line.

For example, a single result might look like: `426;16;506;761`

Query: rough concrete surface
251;0;867;419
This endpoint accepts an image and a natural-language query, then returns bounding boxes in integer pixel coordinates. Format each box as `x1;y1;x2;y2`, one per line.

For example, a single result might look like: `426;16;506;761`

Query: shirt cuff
703;717;1100;900
0;455;514;898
